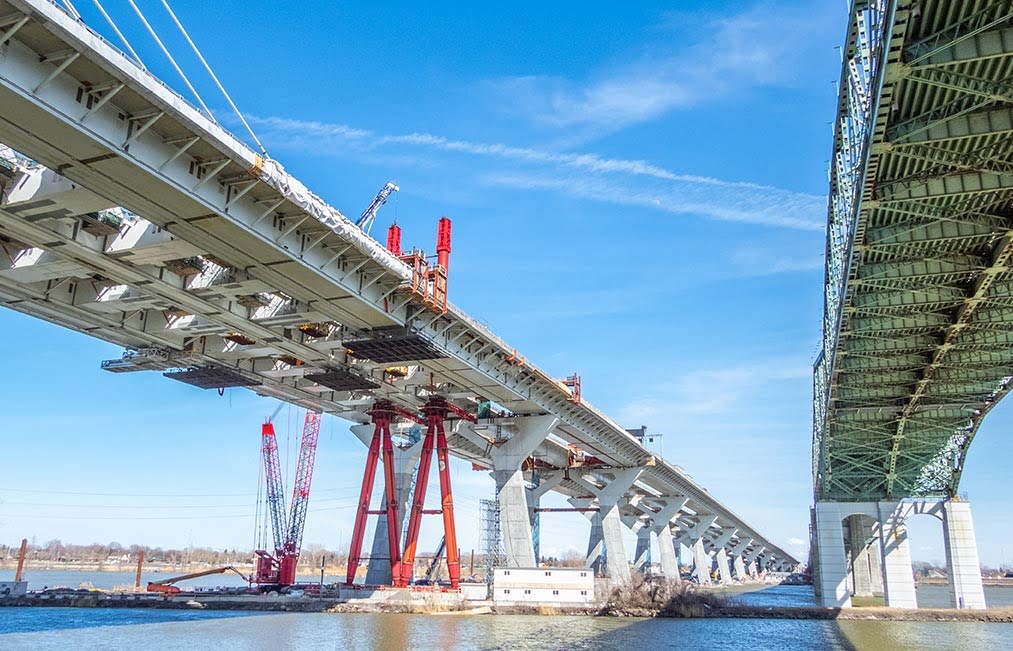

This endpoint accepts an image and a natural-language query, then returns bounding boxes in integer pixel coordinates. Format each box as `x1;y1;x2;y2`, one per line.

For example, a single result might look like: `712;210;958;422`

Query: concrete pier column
692;538;712;585
652;498;688;583
942;500;987;610
597;468;642;585
728;538;752;581
527;470;564;566
657;525;681;582
813;501;851;607
878;501;917;609
350;424;423;586
574;468;642;584
633;528;651;573
708;527;737;585
569;497;606;576
678;515;717;585
733;554;746;580
743;546;764;578
483;416;558;568
715;549;733;585
846;514;882;598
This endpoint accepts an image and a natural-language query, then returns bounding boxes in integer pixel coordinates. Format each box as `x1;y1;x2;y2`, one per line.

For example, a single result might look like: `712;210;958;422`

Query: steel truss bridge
0;1;796;573
816;0;1013;502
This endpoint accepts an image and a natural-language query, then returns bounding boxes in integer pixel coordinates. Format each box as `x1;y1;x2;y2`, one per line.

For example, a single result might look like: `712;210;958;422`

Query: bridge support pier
483;416;558;569
743;546;763;579
814;500;987;609
942;500;987;610
733;554;746;580
709;527;737;585
656;524;681;582
527;470;564;566
650;498;688;583
633;528;651;574
715;548;733;585
692;538;712;585
350;424;423;586
846;515;882;598
569;497;606;576
728;538;752;581
573;468;642;584
879;504;917;608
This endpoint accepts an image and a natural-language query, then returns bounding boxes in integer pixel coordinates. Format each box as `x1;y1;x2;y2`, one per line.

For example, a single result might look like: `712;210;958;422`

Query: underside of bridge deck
817;0;1013;502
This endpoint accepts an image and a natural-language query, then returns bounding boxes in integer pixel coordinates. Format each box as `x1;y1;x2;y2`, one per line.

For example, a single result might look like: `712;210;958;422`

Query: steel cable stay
126;0;214;118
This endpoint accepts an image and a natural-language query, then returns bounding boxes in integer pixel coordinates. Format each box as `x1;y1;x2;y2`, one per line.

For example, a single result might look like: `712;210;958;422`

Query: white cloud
788;537;806;546
487;4;831;132
250;116;825;232
484;173;825;232
618;357;812;424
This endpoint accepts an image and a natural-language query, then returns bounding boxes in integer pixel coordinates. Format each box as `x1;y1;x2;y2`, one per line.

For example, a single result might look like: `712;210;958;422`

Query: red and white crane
254;407;321;588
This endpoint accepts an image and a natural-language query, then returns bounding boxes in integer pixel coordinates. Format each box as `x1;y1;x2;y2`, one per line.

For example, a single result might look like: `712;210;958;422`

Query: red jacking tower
346;396;475;589
386;216;452;313
254;409;321;588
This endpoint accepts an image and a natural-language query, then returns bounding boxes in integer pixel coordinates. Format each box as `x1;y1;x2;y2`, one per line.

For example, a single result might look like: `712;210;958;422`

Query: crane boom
261;421;288;553
355;181;399;234
286;410;321;556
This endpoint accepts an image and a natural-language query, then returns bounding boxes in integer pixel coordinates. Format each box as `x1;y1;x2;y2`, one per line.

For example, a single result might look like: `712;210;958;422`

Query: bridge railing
814;0;896;499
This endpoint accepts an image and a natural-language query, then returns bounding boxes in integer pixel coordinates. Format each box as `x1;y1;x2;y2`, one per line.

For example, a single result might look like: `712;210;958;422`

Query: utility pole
134;550;145;590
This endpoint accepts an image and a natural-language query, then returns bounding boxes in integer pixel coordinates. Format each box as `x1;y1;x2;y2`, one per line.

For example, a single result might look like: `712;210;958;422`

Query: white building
492;568;595;606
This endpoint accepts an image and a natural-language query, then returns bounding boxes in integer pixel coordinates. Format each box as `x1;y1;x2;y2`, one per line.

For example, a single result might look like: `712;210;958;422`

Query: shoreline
2;593;1011;623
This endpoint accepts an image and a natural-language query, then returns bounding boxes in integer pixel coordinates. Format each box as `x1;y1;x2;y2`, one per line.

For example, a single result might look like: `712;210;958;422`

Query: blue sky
1;0;1011;569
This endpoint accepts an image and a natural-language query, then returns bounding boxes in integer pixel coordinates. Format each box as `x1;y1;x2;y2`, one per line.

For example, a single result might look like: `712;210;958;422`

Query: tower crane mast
356;181;399;234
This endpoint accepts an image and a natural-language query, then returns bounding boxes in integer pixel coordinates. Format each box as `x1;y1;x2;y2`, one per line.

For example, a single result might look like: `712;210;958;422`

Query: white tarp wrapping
250;155;412;282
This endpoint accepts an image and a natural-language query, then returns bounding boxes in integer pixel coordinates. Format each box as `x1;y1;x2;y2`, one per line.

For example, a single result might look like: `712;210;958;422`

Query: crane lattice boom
261;421;288;553
355;181;399;234
286;410;321;556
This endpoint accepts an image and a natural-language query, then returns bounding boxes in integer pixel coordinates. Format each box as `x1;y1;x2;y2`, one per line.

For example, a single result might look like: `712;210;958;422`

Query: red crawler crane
254;409;321;588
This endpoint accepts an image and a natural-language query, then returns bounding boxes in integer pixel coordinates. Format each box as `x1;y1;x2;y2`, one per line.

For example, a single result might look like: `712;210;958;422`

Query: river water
1;577;1012;650
0;607;1010;651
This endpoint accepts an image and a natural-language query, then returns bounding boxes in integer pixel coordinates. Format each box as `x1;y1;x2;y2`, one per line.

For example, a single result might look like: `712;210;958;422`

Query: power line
1;506;355;521
0;497;361;510
0;486;361;498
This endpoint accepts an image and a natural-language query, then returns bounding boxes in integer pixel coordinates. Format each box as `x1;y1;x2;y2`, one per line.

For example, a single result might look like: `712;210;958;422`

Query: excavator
146;566;249;594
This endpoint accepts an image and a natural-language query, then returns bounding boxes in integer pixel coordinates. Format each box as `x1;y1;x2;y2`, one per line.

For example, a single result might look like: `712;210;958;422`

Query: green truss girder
816;0;1013;501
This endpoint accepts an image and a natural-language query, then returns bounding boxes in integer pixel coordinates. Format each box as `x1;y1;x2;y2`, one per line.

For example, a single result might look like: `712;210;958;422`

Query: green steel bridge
813;0;1013;608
